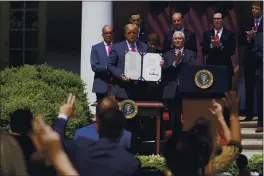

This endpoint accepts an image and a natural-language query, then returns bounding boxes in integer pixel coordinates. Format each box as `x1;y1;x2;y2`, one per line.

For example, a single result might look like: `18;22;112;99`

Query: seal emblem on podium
194;69;214;89
119;99;138;119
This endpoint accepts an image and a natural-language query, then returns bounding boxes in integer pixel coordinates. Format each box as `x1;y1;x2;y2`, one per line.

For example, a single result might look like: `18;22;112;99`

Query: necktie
107;44;112;55
130;44;136;52
255;19;259;31
215;30;220;40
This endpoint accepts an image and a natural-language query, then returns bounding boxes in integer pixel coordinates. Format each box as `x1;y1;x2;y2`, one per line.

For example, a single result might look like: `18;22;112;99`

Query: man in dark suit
202;11;236;90
163;12;197;53
74;97;132;150
242;1;263;122
108;24;148;100
91;25;113;102
252;32;263;132
53;95;140;176
162;31;197;135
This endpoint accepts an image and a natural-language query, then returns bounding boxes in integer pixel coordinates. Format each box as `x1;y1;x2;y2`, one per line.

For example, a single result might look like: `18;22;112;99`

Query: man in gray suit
162;31;197;135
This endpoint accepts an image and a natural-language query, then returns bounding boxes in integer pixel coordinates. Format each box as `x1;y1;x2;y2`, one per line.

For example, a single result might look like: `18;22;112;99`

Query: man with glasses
90;25;113;101
202;11;236;90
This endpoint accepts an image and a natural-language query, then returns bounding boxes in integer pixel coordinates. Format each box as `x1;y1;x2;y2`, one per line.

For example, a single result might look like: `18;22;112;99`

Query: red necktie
215;30;220;40
107;44;112;55
255;19;259;31
130;44;136;52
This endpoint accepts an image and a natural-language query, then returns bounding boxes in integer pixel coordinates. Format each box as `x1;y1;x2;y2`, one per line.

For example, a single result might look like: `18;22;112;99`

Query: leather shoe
255;127;263;133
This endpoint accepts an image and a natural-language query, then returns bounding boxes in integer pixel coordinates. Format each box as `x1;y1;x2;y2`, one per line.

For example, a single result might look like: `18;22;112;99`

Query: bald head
172;12;183;30
96;96;119;116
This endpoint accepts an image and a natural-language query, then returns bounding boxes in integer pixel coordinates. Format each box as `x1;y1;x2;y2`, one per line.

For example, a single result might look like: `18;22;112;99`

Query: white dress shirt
126;40;138;52
214;27;223;39
103;41;112;56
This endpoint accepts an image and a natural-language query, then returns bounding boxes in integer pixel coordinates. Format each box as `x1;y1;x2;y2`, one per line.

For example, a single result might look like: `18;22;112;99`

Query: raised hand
209;99;223;119
222;91;240;116
59;93;76;118
160;59;164;67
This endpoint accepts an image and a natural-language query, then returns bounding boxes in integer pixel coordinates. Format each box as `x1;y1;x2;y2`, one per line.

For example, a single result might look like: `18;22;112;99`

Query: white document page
142;53;162;82
124;51;142;80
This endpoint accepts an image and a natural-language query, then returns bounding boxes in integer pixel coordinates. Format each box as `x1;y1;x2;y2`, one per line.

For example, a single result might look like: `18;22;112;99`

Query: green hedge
0;64;92;138
136;154;263;176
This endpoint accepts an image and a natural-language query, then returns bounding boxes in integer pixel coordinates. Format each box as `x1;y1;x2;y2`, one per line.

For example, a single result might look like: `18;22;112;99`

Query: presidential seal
194;69;214;89
119;99;138;119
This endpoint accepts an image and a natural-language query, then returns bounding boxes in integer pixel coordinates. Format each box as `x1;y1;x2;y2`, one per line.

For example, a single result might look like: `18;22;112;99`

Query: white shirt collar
103;41;112;46
175;47;184;53
255;15;263;22
214;27;223;33
126;40;138;51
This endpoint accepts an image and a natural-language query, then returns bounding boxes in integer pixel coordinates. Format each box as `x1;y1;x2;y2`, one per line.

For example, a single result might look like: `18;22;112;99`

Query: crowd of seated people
1;91;244;176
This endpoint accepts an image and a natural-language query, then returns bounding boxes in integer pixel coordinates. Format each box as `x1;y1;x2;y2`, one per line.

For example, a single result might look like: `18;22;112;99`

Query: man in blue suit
74;96;132;150
108;23;148;100
108;24;148;153
90;25;113;101
162;31;197;135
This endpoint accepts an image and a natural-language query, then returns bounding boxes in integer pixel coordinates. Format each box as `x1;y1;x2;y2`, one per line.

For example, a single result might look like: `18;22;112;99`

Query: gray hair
173;31;185;40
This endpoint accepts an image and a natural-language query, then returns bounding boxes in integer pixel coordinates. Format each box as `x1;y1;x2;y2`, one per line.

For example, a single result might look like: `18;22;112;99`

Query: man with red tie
90;25;113;101
108;24;148;101
108;24;148;153
241;1;263;124
202;11;236;90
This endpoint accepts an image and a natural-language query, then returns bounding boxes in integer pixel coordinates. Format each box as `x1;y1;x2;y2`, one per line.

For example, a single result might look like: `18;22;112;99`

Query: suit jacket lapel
136;40;144;53
220;28;225;42
100;42;108;62
123;40;129;52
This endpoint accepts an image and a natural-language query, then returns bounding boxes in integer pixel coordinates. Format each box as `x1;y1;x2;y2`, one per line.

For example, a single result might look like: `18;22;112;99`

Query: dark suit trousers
244;64;257;118
256;75;263;127
164;95;183;136
96;93;108;102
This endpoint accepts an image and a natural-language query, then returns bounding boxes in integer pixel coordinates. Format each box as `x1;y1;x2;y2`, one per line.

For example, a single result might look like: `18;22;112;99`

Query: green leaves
0;64;92;138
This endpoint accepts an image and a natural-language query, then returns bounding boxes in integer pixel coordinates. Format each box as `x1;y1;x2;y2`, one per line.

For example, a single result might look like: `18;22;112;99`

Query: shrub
137;154;263;175
0;64;92;138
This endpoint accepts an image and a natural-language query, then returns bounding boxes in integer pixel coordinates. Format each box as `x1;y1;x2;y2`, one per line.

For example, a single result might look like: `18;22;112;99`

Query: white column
80;2;112;114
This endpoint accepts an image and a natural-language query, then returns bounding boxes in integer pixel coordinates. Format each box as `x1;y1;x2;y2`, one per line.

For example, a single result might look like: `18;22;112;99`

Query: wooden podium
179;65;229;143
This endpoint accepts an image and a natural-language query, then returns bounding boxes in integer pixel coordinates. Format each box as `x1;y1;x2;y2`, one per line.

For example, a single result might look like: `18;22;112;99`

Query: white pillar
80;2;112;114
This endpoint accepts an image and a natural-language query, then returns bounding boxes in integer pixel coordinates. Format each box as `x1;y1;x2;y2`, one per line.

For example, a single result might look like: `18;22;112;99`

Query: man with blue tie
162;31;197;135
90;25;113;102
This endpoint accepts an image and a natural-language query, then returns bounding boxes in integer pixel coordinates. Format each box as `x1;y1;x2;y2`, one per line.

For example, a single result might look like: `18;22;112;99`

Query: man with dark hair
241;1;263;124
120;12;148;43
163;12;197;53
163;131;211;176
202;11;236;90
74;96;132;149
53;94;140;176
10;109;35;161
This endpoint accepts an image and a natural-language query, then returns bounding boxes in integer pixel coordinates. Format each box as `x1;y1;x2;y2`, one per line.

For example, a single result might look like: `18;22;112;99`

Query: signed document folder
124;51;162;82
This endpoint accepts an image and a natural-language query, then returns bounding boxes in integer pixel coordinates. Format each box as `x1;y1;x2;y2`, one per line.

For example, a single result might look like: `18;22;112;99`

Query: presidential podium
179;65;229;142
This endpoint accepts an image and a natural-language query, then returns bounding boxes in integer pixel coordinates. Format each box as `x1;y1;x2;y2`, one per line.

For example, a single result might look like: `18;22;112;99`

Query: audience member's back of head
190;116;212;142
0;132;28;176
236;154;248;169
96;96;119;116
10;109;33;136
163;131;211;176
97;108;126;141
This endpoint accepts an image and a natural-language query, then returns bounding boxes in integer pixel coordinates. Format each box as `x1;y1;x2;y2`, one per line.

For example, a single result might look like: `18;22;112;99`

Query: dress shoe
255;127;263;133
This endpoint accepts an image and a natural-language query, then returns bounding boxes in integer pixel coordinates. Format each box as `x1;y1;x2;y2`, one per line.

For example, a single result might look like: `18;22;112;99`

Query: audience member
0;132;28;176
236;154;251;176
74;96;132;150
53;94;140;176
